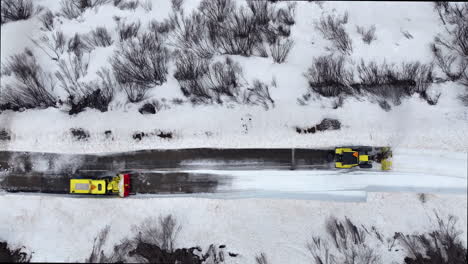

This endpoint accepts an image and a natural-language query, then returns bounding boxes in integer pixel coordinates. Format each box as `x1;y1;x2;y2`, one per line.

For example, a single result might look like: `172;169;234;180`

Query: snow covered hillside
1;0;467;153
0;192;466;263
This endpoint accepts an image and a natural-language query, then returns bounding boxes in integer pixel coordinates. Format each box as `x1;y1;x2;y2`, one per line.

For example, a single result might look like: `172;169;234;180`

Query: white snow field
0;192;466;263
1;0;467;263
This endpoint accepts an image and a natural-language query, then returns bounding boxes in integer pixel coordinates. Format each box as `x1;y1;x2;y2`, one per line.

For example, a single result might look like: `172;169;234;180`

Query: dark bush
0;129;11;141
356;60;433;104
1;0;37;24
117;20;140;41
111;32;169;89
276;3;296;26
55;51;90;96
315;12;352;55
269;38;294;63
149;19;174;36
157;131;173;139
215;7;263;56
70;128;90;140
83;27;113;49
242;79;275;110
173;51;213;104
67;88;114;115
356;25;377;44
171;0;184;12
31;31;67;60
396;214;467;264
39;9;54;31
315;118;341;131
59;0;112;19
169;12;215;59
307;217;381;264
174;53;245;104
87;225;111;263
432;2;467;88
401;29;413;39
116;0;139;10
1;49;57;110
0;241;31;263
255;253;269;264
305;55;354;97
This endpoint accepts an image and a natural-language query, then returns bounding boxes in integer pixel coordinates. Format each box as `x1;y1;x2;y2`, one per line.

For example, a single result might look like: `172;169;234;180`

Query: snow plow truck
70;173;131;197
334;147;392;170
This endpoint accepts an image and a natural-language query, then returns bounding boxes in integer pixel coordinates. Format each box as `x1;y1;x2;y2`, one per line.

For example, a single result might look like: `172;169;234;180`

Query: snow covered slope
0;192;466;263
1;1;467;153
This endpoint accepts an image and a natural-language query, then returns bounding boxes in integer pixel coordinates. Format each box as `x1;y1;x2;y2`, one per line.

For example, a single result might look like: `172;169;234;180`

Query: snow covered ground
0;192;466;263
1;0;467;263
1;1;467;153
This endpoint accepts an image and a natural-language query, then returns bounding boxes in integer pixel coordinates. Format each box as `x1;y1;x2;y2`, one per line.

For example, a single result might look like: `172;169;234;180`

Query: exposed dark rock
139;103;156;114
70;128;90;140
315;118;341;131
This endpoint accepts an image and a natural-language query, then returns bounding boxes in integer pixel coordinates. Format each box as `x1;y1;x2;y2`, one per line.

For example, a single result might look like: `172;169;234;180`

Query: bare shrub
67;33;91;56
1;49;57;110
117;20;141;41
269;38;294;63
141;0;152;12
149;19;174;36
1;0;37;24
83;27;113;48
246;0;272;26
169;12;215;59
87;225;110;263
396;214;467;264
39;9;54;31
255;253;269;264
0;241;32;263
171;0;184;12
307;217;381;264
431;43;467;82
55;50;115;114
174;53;246;104
401;29;413;39
432;2;468;87
316;12;352;55
111;32;169;89
305;55;353;97
356;60;433;103
116;0;139;10
59;0;112;19
55;52;90;96
356;25;377;44
207;5;262;56
243;79;275;109
277;2;296;26
31;31;67;60
208;57;245;103
59;0;81;19
173;51;212;103
136;215;181;252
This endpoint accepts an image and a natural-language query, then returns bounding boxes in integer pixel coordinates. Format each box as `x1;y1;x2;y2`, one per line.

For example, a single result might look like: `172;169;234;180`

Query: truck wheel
359;163;372;169
357;146;372;153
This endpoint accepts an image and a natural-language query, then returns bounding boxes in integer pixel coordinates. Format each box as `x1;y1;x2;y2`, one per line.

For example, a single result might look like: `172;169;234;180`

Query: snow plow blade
376;147;393;171
118;173;131;197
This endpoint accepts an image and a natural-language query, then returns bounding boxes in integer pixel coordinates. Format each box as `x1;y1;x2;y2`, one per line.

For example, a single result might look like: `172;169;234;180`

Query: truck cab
335;147;372;169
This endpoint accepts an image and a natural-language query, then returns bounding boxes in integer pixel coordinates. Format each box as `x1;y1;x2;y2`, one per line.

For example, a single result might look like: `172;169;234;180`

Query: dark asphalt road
0;148;335;194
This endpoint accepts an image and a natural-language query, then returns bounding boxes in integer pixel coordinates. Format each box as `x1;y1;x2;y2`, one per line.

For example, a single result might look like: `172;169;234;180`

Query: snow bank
0;192;465;263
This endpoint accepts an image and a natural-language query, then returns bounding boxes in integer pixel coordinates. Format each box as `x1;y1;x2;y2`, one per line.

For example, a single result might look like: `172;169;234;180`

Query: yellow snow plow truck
70;173;131;197
335;147;392;170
